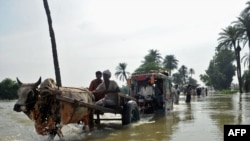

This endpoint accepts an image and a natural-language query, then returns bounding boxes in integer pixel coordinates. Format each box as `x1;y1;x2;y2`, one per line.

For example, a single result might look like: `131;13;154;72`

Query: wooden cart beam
56;95;120;113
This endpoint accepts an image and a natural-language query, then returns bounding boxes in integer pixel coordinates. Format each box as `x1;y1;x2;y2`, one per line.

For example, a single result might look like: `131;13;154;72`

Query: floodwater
1;92;250;141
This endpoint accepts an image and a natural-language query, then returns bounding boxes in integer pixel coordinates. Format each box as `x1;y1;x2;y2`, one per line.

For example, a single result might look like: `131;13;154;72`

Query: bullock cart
54;90;140;126
14;78;140;140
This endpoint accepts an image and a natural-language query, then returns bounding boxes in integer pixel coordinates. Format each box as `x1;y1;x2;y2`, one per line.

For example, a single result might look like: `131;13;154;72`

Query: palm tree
178;65;188;85
234;13;250;70
135;49;163;72
143;49;162;64
115;62;130;82
217;25;243;93
241;53;249;68
189;68;195;78
241;1;250;16
43;0;62;86
162;55;178;75
236;0;250;92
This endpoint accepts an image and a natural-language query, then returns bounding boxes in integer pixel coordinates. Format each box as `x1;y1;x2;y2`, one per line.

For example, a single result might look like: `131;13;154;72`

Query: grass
219;89;238;94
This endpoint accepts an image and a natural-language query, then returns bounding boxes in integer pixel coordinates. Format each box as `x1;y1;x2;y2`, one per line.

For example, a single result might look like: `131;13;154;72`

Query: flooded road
1;92;250;141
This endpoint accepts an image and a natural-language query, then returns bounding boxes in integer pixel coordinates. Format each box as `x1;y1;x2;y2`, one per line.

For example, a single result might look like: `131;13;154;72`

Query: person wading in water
184;84;192;103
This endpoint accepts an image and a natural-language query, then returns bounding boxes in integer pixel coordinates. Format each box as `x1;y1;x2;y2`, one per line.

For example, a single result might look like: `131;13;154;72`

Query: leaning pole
43;0;62;86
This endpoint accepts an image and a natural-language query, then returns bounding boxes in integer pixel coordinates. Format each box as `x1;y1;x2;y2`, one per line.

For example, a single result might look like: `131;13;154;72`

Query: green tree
0;78;19;100
241;53;249;68
115;62;130;82
135;49;164;73
234;14;250;70
143;49;162;64
205;49;236;90
189;68;195;78
178;65;188;85
135;62;163;73
162;55;178;75
217;25;243;93
172;72;182;85
187;77;197;85
200;74;212;86
235;2;250;92
242;70;250;92
241;1;250;15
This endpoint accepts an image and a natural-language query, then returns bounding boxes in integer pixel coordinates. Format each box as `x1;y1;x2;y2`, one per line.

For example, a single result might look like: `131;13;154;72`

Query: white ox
13;77;94;140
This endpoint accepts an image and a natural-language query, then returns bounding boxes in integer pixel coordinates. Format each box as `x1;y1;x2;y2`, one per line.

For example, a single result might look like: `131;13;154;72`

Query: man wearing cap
93;69;120;107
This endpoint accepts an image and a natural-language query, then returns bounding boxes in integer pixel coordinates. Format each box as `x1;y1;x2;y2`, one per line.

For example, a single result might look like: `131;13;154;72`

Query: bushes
0;78;19;100
219;89;238;94
242;70;250;92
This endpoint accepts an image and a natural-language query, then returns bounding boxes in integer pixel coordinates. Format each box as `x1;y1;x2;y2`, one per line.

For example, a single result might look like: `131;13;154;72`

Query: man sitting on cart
138;79;155;101
93;69;120;107
88;71;103;101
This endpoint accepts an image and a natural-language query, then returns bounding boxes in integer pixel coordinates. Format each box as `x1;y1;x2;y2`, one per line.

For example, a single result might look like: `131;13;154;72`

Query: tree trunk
123;71;128;82
235;44;243;93
236;56;243;93
248;32;250;70
43;0;62;86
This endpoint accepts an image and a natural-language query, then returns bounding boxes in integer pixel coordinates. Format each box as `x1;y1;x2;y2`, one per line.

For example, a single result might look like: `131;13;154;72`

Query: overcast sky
0;0;249;87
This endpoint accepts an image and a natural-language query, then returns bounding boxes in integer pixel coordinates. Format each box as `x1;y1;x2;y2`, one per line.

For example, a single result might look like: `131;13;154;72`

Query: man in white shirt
93;69;120;107
138;81;154;100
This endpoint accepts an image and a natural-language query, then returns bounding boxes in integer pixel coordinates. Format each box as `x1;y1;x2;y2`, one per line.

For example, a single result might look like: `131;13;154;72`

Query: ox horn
16;77;23;85
34;77;42;87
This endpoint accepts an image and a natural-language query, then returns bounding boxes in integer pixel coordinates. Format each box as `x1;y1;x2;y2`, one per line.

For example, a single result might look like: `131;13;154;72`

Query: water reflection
114;93;250;141
1;93;250;141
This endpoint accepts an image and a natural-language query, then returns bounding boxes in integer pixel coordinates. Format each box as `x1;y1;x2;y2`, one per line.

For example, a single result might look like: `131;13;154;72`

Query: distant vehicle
127;70;173;114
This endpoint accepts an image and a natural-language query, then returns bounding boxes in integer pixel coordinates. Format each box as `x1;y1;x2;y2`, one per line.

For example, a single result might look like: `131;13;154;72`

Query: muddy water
1;92;250;141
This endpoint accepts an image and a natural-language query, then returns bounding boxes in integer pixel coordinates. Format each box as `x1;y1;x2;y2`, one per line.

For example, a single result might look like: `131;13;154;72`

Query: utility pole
43;0;62;86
